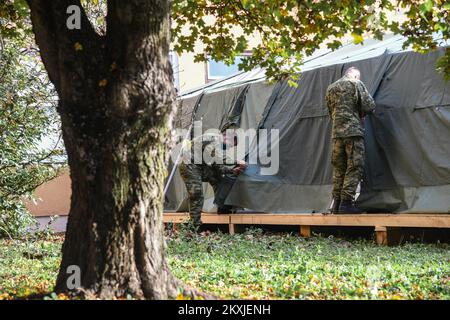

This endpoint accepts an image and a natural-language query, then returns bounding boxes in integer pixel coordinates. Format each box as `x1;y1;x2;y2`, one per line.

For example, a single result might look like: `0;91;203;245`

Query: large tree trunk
28;0;179;298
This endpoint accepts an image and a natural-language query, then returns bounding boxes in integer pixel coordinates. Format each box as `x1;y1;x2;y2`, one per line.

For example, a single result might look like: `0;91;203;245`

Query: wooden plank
162;212;230;224
162;212;450;229
201;213;231;224
229;213;450;228
163;212;189;223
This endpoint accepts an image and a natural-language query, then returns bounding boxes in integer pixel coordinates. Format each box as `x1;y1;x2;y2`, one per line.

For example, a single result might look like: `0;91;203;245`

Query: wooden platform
163;212;450;245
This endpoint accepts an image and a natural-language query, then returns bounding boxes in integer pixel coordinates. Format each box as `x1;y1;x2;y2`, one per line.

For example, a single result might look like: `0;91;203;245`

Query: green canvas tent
165;35;450;214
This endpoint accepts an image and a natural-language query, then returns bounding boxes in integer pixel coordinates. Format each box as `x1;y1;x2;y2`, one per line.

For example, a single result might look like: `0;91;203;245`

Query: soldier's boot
188;215;202;233
338;200;364;214
193;220;202;232
330;199;341;214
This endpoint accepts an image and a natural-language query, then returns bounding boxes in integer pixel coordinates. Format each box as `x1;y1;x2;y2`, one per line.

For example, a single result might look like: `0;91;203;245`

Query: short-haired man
325;67;375;213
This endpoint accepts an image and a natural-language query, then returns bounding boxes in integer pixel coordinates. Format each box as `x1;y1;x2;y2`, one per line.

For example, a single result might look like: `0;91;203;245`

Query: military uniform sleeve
356;81;375;115
325;88;332;118
211;163;233;175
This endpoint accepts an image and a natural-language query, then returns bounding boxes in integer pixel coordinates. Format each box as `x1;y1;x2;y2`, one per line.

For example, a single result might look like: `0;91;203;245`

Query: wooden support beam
300;225;311;238
375;226;388;246
229;223;245;235
229;223;236;235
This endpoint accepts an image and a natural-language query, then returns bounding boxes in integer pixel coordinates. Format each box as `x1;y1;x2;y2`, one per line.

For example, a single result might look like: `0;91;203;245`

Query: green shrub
0;199;36;239
0;36;64;238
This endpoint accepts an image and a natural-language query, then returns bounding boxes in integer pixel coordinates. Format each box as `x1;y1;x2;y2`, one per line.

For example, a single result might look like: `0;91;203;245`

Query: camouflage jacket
180;133;233;175
326;75;375;138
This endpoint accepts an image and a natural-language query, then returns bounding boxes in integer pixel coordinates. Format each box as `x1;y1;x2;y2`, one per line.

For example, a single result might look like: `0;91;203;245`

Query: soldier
179;125;247;229
325;67;375;213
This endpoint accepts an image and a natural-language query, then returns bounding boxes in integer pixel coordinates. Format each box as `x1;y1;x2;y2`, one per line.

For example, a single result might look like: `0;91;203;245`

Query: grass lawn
0;229;449;299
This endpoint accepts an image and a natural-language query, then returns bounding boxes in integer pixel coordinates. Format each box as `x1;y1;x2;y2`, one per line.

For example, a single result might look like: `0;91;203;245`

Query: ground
0;228;449;300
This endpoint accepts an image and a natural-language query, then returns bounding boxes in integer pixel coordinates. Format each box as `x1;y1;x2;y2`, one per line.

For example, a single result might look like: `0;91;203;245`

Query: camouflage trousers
331;137;365;201
179;163;222;227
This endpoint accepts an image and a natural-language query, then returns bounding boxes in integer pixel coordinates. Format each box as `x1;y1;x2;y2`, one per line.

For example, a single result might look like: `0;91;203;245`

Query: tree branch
27;0;103;94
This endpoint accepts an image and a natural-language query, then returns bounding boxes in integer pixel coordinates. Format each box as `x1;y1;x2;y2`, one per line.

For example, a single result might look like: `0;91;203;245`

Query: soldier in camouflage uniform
179;129;246;228
325;67;375;213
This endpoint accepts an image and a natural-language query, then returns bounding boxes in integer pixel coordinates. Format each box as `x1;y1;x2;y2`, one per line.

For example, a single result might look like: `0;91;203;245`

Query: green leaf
420;0;434;13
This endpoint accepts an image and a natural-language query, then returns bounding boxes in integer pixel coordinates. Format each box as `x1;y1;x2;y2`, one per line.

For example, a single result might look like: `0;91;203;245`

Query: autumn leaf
352;33;364;45
74;42;83;51
98;79;108;87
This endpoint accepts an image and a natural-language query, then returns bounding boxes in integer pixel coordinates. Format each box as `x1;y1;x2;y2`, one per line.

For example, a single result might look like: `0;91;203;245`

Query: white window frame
169;51;180;92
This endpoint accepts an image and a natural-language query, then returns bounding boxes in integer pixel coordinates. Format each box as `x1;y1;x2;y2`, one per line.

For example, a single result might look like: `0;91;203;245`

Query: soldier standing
325;67;375;213
179;126;247;229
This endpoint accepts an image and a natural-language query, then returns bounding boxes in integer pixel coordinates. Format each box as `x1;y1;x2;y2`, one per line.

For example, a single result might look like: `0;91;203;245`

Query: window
206;54;249;82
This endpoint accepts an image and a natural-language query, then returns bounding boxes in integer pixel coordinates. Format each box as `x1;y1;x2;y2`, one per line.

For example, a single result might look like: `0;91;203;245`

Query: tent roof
179;34;448;98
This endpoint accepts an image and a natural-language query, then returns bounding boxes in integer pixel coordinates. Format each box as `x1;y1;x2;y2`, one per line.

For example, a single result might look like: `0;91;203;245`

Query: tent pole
163;122;193;196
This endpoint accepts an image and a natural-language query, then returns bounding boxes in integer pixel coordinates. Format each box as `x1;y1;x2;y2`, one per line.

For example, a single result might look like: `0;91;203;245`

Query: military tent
165;34;450;214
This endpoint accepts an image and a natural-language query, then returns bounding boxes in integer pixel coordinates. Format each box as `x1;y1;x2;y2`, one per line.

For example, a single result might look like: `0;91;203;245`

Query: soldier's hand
238;160;247;166
232;161;248;175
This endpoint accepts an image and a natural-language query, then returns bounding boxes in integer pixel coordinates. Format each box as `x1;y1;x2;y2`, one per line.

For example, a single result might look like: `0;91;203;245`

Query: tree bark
28;0;179;299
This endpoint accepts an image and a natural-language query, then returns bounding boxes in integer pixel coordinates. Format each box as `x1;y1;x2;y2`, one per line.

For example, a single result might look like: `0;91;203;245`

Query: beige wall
177;52;208;92
26;170;71;216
